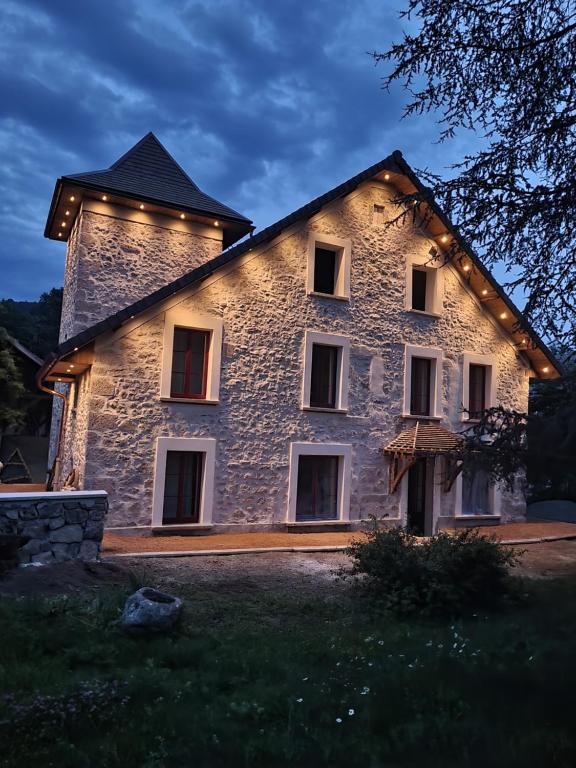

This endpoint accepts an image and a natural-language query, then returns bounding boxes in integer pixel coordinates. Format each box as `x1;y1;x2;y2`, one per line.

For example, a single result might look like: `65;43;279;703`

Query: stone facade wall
62;181;530;529
59;206;223;342
51;203;224;478
0;491;108;564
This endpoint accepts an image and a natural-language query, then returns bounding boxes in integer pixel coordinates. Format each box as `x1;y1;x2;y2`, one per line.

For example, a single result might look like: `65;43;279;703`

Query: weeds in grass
0;576;575;767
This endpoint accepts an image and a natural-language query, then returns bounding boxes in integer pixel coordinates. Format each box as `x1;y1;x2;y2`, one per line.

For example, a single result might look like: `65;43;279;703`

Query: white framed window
287;442;352;522
152;437;216;527
302;330;350;412
306;232;351;299
454;471;501;518
461;352;497;421
405;253;443;315
160;309;223;403
403;344;443;419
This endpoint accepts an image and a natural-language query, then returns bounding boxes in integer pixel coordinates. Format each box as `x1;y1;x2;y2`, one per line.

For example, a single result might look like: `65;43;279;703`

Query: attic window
307;233;351;299
411;268;428;311
406;255;443;315
313;248;337;295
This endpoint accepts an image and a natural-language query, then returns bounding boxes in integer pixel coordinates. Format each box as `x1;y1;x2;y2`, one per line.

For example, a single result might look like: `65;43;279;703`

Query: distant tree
376;0;576;353
457;367;576;501
0;287;62;357
0;327;25;432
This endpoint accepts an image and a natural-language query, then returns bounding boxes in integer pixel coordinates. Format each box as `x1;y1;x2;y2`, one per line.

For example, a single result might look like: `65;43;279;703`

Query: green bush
343;521;520;617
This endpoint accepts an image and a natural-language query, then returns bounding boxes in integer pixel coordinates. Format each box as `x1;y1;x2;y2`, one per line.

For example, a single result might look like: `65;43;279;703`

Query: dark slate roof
64;132;251;224
40;150;563;379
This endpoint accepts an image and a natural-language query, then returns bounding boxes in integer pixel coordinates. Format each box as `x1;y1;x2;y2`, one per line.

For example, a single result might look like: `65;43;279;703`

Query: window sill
405;309;441;318
308;291;350;302
302;406;349;414
285;520;351;528
152;524;213;534
461;417;481;424
160;397;219;405
401;413;443;421
454;515;501;521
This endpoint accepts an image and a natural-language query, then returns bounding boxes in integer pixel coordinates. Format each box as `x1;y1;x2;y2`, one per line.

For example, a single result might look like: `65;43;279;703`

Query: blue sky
0;0;478;301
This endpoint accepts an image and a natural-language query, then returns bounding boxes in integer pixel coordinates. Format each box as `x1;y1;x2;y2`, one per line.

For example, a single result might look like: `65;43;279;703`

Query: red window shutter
170;328;210;399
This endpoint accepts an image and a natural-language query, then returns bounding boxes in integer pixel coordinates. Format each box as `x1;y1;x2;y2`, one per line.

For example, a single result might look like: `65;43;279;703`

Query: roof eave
393;154;564;379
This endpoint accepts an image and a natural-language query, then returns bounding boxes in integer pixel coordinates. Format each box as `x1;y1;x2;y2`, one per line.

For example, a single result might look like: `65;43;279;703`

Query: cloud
0;0;480;300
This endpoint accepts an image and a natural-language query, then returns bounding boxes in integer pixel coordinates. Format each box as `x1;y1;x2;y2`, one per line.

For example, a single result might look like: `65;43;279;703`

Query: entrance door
407;459;429;535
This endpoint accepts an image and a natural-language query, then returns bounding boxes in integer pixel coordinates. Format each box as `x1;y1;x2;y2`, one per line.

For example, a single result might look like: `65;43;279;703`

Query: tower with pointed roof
45;133;252;342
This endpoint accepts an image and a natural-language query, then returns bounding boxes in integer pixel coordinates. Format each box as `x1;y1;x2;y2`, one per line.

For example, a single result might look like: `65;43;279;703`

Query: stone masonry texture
0;493;108;565
59;208;222;342
57;182;530;529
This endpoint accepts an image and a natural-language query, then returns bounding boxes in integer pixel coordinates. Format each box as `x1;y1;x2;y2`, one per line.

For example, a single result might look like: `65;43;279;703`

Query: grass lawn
1;564;576;767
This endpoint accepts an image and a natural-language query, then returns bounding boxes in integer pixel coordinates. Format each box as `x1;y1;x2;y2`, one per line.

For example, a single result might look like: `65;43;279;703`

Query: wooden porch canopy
384;423;465;493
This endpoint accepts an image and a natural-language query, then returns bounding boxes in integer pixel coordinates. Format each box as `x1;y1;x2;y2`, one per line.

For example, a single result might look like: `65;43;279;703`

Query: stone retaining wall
0;491;108;565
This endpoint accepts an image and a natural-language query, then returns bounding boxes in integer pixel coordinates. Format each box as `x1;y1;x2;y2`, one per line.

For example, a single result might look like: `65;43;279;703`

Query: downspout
35;358;69;490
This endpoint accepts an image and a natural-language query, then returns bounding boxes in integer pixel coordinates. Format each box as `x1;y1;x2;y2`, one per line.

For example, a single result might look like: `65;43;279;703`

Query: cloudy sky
0;0;477;301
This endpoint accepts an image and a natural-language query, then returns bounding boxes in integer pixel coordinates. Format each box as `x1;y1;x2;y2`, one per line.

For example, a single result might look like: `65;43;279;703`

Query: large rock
120;587;183;635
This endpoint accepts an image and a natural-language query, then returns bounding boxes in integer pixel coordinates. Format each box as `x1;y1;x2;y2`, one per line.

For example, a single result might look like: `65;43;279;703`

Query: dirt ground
103;521;576;555
2;539;576;599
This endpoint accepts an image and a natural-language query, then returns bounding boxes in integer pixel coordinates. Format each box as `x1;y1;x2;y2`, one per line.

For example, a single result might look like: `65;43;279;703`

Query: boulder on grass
120;587;183;635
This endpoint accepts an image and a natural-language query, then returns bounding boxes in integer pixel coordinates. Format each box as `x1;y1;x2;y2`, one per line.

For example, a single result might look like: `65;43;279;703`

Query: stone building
39;133;560;535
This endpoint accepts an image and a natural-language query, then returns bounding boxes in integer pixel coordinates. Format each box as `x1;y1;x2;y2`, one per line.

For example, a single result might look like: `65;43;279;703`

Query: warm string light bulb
139;204;145;210
180;213;185;220
102;195;108;202
384;173;390;181
542;366;550;373
500;312;507;319
440;235;449;244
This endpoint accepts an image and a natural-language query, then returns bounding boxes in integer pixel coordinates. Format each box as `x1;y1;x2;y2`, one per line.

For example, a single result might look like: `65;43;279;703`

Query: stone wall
59;205;223;342
0;491;108;565
60;180;530;529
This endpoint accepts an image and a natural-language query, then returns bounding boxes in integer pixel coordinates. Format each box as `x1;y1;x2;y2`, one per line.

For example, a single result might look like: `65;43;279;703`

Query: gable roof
44;133;253;246
38;150;563;382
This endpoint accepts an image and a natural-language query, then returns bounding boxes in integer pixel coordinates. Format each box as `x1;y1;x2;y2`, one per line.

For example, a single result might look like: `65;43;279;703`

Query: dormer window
307;233;351;300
